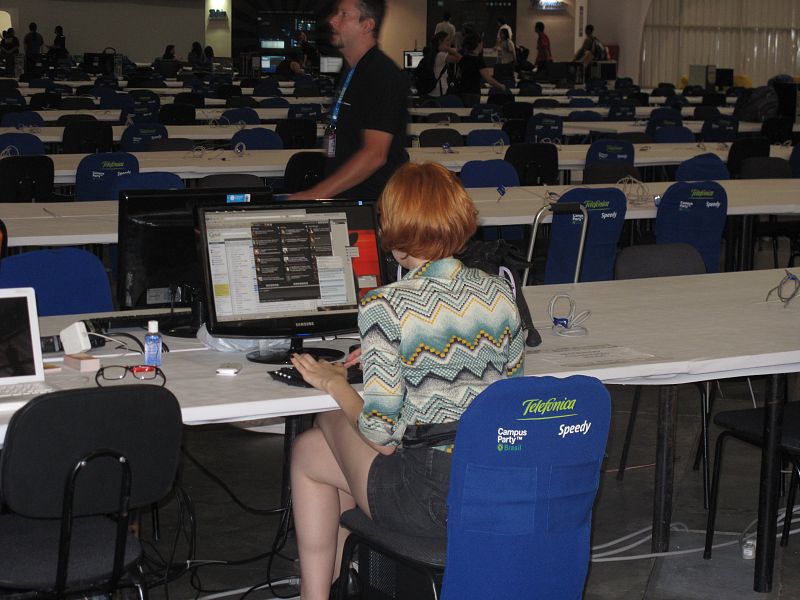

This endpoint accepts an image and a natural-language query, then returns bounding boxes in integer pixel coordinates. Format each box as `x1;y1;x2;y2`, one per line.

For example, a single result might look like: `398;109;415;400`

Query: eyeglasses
765;270;800;307
95;365;167;387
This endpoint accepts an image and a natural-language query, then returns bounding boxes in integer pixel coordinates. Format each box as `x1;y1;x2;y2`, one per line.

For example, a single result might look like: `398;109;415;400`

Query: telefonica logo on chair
519;397;577;420
101;161;127;169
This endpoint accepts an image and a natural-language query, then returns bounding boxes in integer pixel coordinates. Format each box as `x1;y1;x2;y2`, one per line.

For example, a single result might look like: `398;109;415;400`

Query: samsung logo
295;321;315;327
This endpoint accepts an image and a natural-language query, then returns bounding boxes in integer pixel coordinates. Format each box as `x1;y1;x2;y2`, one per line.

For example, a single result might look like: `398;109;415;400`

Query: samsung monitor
117;188;273;335
319;55;343;74
198;199;386;363
715;68;734;89
403;50;424;70
260;55;284;73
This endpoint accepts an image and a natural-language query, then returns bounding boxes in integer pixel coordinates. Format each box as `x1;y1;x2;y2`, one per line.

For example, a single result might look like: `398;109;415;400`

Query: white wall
379;0;427;68
2;0;205;63
517;0;579;63
588;0;652;80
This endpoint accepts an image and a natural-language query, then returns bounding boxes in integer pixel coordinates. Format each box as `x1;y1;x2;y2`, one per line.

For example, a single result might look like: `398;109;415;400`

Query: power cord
548;294;590;336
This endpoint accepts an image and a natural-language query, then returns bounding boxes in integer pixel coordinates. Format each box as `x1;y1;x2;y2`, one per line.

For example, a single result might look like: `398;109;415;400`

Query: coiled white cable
548;293;590;336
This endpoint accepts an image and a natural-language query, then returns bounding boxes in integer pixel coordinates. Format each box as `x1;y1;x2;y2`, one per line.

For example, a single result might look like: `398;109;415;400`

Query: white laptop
0;287;55;407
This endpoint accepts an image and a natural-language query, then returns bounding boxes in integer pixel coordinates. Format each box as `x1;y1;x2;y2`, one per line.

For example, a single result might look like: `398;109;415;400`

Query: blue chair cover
700;116;739;143
653;125;695;143
568;97;596;107
585;139;634;166
75;152;140;201
645;108;682;137
259;97;290;108
88;86;118;101
0;248;113;316
567;110;603;122
109;172;185;199
468;104;500;123
287;103;322;121
120;123;168;152
220;107;261;125
441;376;611;600
544;188;628;284
1;111;45;128
231;127;284;150
0;132;46;156
460;159;519;188
99;93;135;111
466;129;510;147
675;153;730;181
607;101;636;121
790;144;800;179
253;82;282;97
525;113;563;143
656;181;728;273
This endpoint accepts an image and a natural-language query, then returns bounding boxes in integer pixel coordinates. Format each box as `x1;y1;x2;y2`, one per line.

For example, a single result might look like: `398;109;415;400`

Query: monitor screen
117;188;274;312
715;68;734;88
319;55;343;74
83;52;115;75
261;39;285;50
403;51;424;70
261;55;284;73
199;199;386;361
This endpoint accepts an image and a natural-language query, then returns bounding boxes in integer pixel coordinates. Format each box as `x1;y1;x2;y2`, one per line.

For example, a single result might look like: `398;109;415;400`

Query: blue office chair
87;86;118;101
791;144;800;179
0;132;46;156
525;113;563;144
99;92;135;112
75;152;140;201
699;116;739;143
437;94;463;108
675;153;730;181
128;89;161;113
1;111;45;128
544;187;628;284
231;127;284;150
109;172;185;199
568;97;596;108
585;139;635;166
220;107;261;125
468;104;500;123
253;81;282;97
0;91;26;106
120;123;168;152
0;248;113;315
656;181;728;273
567;110;603;122
465;129;510;147
337;376;611;600
607;101;636;121
287;103;323;121
653;125;695;143
259;97;290;108
645;108;682;138
460;159;519;188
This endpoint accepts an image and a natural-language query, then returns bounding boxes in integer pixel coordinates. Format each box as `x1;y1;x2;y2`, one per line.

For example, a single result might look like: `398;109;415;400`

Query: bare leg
291;410;378;600
335;490;356;580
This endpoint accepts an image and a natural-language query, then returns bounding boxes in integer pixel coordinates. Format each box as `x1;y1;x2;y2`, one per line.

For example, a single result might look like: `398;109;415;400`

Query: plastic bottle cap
148;320;159;334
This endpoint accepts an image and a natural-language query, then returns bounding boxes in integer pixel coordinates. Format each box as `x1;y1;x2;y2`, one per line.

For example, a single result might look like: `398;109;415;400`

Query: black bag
733;85;779;122
456;239;542;347
415;54;447;96
591;38;609;61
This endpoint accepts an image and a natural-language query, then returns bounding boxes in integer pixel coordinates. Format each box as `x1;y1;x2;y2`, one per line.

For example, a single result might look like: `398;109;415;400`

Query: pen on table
496;184;506;204
42;207;60;218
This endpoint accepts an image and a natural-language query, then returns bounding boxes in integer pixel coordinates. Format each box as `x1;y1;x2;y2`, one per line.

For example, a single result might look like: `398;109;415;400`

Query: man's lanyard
329;65;356;124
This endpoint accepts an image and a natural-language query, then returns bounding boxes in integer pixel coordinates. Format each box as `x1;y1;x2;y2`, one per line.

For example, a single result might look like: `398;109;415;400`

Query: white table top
409;106;735;119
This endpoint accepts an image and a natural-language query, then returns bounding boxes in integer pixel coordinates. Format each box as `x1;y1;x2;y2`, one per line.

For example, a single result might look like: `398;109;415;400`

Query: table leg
740;215;755;272
281;415;302;507
652;385;677;552
754;374;785;592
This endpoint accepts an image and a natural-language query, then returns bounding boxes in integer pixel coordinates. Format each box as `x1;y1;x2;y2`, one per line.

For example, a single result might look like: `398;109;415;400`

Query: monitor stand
163;297;205;339
246;337;345;365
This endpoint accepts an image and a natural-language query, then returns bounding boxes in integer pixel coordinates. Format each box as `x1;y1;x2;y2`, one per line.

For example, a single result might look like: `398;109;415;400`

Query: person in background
434;11;455;42
574;23;598;66
457;31;507;106
495;16;513;46
23;22;44;73
288;0;408;201
0;29;19;76
276;51;305;80
428;31;460;97
162;44;176;60
295;30;317;68
203;45;214;62
187;41;206;68
534;21;553;71
289;161;525;600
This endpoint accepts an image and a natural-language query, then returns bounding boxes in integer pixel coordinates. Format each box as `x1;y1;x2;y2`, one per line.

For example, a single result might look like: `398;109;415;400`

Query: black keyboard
86;310;193;333
269;365;364;388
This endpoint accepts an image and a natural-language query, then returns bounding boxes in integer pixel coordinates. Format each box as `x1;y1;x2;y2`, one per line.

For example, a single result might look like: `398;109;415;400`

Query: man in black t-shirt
288;0;408;200
23;22;44;73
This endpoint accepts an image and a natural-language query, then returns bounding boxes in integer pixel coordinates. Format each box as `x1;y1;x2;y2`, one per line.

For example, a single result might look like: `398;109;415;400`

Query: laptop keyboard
0;382;55;400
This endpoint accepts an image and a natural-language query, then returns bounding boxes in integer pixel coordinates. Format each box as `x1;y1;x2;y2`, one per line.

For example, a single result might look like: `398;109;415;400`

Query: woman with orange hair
290;161;525;599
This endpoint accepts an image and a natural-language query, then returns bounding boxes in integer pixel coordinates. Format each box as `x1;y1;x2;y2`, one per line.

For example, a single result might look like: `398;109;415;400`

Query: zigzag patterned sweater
357;257;525;448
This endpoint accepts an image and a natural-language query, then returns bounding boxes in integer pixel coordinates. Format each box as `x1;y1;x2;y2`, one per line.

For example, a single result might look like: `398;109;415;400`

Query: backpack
415;53;447;96
733;85;778;122
591;38;608;61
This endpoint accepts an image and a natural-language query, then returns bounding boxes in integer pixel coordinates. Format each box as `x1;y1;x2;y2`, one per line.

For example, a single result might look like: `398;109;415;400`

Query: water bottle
144;321;163;367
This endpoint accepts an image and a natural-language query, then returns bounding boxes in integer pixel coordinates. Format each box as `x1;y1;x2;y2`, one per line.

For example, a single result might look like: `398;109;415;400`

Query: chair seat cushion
0;514;141;590
340;509;447;568
714;402;800;453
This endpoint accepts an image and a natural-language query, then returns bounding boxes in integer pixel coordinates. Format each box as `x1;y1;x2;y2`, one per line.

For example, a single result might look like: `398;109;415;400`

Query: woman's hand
343;346;362;368
290;353;348;393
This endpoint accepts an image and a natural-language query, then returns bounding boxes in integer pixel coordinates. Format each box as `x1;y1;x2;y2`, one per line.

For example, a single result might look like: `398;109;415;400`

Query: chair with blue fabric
607;101;636;121
62;121;114;153
259;96;290;108
436;94;463;108
566;88;593;97
675;153;730;181
287;103;323;121
598;90;624;106
542;187;628;284
699;115;739;143
465;129;510;147
120;123;168;152
568;97;596;108
99;93;135;116
28;92;62;111
693;105;720;120
525;113;563;144
87;86;118;103
468;104;500;123
645;107;682;138
459;159;519;188
1;111;45;128
532;98;559;109
75;152;140;201
0;132;46;156
655;181;728;273
653;125;695;143
0;248;113;315
336;376;611;600
128;89;161;116
585;139;635;166
567;110;603;122
0;89;27;107
159;103;196;126
220;107;261;125
231;127;284;150
791;144;800;178
109;172;185;200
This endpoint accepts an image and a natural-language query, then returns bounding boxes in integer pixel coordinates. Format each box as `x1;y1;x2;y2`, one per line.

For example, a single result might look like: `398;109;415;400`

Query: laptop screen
0;288;44;384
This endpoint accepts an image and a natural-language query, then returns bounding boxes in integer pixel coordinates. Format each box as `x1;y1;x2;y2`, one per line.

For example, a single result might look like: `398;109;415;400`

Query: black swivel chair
172;92;205;108
197;173;265;188
0;386;182;599
159;103;197;126
62;121;114;154
0;155;56;202
582;161;641;184
726;136;770;179
283;151;326;193
275;118;317;149
503;142;559;186
0;217;7;258
60;97;97;110
418;128;464;148
760;117;794;145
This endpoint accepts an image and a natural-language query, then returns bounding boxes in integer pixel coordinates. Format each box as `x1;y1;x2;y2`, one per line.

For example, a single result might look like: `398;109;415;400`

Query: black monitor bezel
198;199;386;340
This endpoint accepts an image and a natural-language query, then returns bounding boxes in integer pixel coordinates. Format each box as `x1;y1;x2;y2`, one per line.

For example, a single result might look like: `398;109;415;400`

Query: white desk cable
0;144;19;158
87;331;145;354
548;293;590;336
617;175;652;207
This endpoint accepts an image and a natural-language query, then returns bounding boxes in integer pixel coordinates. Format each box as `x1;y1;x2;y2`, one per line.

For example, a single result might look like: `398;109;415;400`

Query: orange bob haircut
378;162;478;260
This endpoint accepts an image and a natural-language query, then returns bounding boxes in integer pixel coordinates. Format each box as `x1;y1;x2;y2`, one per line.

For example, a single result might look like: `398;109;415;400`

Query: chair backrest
790;144;800;178
287;103;323;121
231;127;284;150
0;217;6;258
693;105;720;120
460;159;520;188
75;151;140;201
418;127;464;148
0;132;46;156
119;122;168;152
617;131;652;144
172;92;205;108
568;97;596;108
61;97;97;110
502;102;533;121
726;136;770;178
504;143;559;186
437;94;464;108
567;110;603;122
215;84;242;99
585;139;635;166
109;172;185;199
532;98;559;109
526;113;563;143
674;152;730;181
607;102;636;121
220;107;261;125
655;181;728;273
645;108;682;137
501;118;527;144
653;125;695;143
760;117;794;144
28;92;62;111
699;115;739;143
253;81;282;97
739;156;793;180
225;95;257;108
615;243;706;280
441;376;611;600
701;92;726;107
283;151;326;193
582;161;641;184
0;155;55;201
425;112;460;124
466;129;510;147
519;81;542;96
259;96;291;108
544;187;628;284
99;92;135;111
62;121;114;154
197;173;265;188
159;103;197;125
1;110;45;128
469;104;500;123
275;118;317;149
0;386;182;517
0;247;113;315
